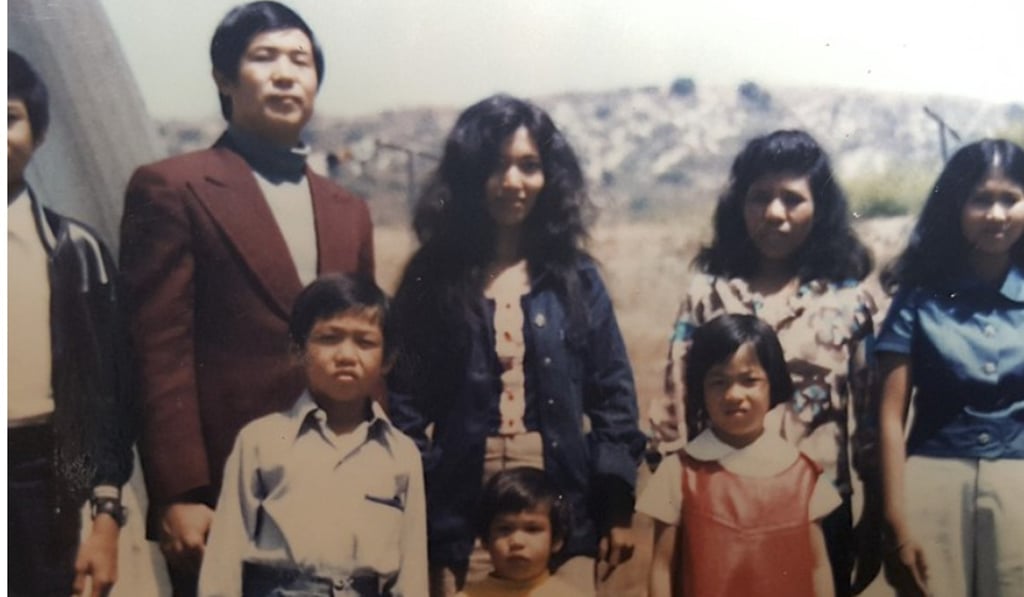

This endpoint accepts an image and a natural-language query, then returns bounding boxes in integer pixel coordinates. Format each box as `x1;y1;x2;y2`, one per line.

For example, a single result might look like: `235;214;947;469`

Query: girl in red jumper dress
639;314;839;597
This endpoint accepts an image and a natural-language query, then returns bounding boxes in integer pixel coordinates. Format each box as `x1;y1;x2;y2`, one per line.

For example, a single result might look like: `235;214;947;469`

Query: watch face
92;497;126;526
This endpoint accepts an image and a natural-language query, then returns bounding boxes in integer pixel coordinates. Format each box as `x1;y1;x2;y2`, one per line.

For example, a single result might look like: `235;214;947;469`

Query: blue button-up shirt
876;266;1024;459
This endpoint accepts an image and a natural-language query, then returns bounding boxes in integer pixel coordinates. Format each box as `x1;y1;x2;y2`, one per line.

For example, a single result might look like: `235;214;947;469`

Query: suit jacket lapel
309;171;356;275
192;146;303;318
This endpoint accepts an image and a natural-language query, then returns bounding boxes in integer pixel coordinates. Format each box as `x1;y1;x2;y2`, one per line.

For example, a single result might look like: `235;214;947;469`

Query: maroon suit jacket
120;139;374;515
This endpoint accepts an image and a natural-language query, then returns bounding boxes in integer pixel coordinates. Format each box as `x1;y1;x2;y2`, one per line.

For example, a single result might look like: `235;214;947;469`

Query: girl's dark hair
881;139;1024;293
476;466;570;552
683;314;793;440
695;129;872;283
8;50;50;140
289;274;393;361
210;1;324;121
391;95;592;391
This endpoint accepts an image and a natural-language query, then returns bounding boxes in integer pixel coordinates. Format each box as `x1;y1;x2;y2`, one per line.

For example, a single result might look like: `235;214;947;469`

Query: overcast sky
99;0;1024;120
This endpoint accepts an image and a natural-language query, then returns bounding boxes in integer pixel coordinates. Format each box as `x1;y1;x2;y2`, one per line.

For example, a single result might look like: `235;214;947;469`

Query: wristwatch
90;486;127;527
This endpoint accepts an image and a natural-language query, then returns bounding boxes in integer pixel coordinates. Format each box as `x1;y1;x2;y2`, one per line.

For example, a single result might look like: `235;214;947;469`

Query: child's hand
159;502;214;574
72;515;120;597
598;524;636;580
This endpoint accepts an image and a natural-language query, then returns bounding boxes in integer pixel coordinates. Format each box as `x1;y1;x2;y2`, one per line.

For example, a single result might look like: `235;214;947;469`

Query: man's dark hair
210;1;325;121
476;467;570;552
289;274;393;361
8;50;50;140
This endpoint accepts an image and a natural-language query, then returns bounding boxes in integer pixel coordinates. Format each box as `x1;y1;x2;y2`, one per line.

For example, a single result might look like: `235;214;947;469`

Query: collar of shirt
686;428;800;478
287;390;393;447
951;265;1024;304
226;125;309;184
8;188;34;241
8;188;55;249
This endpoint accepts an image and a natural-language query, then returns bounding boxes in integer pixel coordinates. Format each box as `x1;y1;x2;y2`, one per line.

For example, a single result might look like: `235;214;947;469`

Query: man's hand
597;524;636;581
72;515;120;597
159;502;214;574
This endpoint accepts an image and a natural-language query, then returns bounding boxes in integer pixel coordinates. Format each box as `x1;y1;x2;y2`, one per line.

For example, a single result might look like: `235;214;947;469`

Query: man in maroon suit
119;3;374;593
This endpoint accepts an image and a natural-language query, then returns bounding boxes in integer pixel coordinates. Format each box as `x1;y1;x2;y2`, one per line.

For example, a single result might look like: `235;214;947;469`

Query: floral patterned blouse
649;274;878;495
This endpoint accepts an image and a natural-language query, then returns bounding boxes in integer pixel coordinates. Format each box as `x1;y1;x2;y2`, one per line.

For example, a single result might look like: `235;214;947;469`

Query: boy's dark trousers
8;423;81;597
242;561;385;597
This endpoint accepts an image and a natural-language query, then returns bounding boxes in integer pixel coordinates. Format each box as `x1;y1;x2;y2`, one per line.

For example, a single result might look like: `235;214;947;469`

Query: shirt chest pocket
354;473;409;563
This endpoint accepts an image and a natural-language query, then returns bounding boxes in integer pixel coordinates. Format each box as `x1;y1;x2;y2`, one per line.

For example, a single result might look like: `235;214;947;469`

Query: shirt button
534;313;547;328
550;440;559;449
542;357;552;367
978;432;991;445
983;362;997;375
547;398;555;406
984;325;996;337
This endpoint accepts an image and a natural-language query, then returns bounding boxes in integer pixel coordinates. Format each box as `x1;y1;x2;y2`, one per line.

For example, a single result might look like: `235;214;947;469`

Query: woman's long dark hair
391;95;593;393
881;138;1024;293
695;129;872;283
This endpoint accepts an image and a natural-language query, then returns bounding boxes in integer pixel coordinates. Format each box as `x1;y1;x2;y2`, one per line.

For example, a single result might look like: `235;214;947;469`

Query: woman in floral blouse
647;129;877;597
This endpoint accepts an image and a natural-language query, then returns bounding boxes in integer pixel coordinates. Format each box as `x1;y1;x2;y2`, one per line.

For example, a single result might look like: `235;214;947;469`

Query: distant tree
738;81;771;110
670;77;696;97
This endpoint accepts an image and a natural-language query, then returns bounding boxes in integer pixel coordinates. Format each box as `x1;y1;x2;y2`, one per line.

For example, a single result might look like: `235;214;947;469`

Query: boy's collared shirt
8;189;55;422
200;391;428;597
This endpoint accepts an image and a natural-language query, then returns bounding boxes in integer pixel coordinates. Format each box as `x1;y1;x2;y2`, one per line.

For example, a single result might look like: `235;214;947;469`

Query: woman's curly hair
695;129;872;283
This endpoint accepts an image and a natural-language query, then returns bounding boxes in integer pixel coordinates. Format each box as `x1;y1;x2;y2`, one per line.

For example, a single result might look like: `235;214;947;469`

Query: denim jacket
389;259;645;567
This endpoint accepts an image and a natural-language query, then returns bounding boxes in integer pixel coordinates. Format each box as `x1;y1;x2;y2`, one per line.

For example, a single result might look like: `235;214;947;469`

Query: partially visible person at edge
877;139;1024;597
647;129;879;596
388;94;646;597
118;3;374;594
8;49;136;597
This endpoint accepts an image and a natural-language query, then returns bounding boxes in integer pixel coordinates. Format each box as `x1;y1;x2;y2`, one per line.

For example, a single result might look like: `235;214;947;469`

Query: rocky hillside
158;82;1023;224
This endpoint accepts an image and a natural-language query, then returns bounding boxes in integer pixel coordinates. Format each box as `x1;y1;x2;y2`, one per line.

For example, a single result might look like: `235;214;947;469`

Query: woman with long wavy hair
388;95;645;597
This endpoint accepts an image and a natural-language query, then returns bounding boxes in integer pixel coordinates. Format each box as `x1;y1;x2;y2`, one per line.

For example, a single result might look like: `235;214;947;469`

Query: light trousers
905;456;1024;597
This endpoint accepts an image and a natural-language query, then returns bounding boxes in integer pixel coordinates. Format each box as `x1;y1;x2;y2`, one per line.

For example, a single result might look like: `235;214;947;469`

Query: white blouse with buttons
484;260;532;436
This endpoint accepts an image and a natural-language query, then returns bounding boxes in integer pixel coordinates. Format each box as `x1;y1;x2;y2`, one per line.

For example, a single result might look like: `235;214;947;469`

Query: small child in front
456;467;586;597
199;274;427;597
638;314;838;597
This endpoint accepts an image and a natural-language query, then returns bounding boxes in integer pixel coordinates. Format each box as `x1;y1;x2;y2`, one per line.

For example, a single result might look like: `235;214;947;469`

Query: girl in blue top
878;139;1024;597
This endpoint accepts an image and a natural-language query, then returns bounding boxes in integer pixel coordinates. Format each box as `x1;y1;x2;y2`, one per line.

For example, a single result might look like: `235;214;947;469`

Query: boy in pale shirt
199;275;427;597
457;467;585;597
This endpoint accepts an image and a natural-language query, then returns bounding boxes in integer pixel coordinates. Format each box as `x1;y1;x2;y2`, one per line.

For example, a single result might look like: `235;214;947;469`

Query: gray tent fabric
9;0;165;250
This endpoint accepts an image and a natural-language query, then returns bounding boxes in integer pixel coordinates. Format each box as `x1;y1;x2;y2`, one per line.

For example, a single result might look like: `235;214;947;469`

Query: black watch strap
91;496;127;527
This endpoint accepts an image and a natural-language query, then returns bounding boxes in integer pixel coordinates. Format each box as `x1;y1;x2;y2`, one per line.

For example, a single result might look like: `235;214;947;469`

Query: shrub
670;77;696;98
